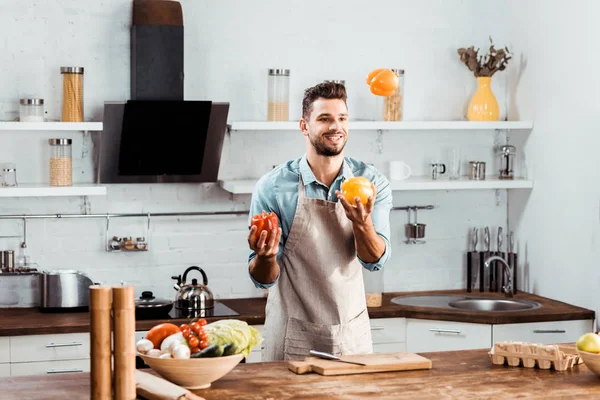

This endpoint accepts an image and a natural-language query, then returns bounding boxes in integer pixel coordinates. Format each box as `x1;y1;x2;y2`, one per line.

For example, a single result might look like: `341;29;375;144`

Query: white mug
389;161;412;181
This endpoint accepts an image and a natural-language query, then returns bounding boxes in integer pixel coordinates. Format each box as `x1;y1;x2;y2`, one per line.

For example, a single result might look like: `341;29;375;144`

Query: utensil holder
405;208;426;244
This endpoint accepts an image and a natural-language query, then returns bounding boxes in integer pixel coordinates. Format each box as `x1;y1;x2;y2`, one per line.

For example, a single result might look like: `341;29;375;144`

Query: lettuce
204;319;263;358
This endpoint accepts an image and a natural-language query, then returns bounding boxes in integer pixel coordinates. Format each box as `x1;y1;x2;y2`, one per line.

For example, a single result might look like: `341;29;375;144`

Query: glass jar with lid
19;99;45;122
267;69;290;121
383;69;405;121
60;66;84;122
49;138;72;186
497;145;517;180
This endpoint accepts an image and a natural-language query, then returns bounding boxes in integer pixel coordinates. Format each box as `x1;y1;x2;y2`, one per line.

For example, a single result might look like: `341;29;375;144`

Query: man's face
302;98;349;157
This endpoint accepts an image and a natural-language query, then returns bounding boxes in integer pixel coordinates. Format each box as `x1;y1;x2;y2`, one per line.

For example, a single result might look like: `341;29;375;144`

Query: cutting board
287;352;432;376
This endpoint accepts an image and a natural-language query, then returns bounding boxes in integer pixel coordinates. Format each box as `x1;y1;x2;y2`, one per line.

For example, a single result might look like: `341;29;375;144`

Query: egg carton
488;341;583;371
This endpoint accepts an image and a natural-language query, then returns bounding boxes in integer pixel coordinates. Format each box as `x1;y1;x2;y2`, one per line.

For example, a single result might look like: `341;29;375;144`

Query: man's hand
248;226;282;259
335;182;377;227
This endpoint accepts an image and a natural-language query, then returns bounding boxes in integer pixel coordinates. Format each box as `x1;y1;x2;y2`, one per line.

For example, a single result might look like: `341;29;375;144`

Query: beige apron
263;173;373;361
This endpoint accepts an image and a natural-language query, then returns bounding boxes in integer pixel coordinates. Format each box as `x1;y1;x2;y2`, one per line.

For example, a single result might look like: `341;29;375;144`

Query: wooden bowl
577;350;600;377
139;353;244;389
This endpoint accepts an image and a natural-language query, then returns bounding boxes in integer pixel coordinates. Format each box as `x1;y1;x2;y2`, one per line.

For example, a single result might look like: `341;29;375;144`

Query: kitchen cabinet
406;318;491;353
0;337;9;364
370;318;406;353
0;364;9;378
492;320;593;345
247;324;265;363
10;332;90;363
10;359;89;377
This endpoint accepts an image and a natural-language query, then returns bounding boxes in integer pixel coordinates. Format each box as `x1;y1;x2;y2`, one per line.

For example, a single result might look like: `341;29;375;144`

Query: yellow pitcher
467;77;499;121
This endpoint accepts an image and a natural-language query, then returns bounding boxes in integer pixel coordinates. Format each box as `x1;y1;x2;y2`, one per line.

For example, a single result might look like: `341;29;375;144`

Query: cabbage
204;319;263;358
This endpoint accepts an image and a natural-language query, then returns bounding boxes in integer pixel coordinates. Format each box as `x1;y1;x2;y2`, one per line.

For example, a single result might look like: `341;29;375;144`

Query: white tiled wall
0;0;509;302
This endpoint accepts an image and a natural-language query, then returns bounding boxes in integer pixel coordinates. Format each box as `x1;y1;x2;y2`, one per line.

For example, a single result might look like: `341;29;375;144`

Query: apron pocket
283;317;344;360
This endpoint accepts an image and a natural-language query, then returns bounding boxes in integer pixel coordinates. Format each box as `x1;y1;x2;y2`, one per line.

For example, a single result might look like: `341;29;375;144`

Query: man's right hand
248;226;282;259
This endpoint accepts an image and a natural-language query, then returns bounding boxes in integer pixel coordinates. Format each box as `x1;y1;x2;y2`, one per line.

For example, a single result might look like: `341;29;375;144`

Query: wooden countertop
1;348;600;399
0;290;593;336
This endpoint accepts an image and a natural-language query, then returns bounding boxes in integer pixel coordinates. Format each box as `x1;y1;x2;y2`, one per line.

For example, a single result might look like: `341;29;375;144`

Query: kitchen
0;0;600;398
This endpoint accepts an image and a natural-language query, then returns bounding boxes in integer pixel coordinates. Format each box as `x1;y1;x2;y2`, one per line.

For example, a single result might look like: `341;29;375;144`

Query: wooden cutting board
287;352;432;376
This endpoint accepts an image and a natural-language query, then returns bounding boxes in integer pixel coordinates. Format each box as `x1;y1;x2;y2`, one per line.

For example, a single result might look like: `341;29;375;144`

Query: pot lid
135;291;172;308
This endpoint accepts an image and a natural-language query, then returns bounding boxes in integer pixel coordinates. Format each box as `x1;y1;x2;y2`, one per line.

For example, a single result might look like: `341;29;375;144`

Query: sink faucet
483;256;513;297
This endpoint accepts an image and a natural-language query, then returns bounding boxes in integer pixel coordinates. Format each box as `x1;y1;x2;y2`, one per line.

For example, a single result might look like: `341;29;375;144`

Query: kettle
172;266;214;310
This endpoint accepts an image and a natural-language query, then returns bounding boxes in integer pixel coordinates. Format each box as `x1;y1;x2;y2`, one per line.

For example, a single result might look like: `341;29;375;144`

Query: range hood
95;0;229;184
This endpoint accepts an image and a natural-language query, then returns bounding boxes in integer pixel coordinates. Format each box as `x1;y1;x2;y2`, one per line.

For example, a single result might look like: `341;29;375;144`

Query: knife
467;227;478;292
309;350;367;366
495;227;504;292
480;227;490;292
508;231;517;294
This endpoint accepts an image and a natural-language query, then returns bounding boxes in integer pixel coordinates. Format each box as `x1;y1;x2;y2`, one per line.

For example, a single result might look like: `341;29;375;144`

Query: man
247;81;393;361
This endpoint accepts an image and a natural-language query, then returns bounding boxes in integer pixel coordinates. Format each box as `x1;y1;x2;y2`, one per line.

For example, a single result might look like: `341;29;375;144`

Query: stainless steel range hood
94;0;230;184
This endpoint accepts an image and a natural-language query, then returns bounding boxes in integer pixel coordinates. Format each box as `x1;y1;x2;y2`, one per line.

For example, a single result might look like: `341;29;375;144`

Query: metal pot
172;266;214;310
135;291;173;319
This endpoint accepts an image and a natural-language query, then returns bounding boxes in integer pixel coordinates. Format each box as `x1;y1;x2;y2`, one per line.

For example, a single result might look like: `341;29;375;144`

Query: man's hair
302;81;347;120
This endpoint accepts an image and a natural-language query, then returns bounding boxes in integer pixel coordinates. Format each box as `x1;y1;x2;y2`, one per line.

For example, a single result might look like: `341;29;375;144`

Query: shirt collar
299;154;353;186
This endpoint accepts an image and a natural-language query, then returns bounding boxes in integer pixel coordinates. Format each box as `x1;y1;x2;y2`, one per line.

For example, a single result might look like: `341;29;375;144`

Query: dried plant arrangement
458;36;512;77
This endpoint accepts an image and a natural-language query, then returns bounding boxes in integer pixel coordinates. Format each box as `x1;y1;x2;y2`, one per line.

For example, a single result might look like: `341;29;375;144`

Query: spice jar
49;138;72;186
110;236;122;251
267;69;290;121
135;237;147;251
60;66;84;122
19;99;45;122
1;164;18;187
123;237;135;251
383;69;404;121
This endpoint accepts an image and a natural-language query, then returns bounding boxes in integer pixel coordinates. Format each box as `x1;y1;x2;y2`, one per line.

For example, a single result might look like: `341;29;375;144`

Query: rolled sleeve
357;170;393;271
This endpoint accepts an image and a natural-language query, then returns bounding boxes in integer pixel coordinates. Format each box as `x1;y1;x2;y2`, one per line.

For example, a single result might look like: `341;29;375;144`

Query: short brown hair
302;82;347;120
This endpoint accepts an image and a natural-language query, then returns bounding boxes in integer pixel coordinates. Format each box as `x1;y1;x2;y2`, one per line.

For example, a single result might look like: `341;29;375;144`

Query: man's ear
299;118;309;136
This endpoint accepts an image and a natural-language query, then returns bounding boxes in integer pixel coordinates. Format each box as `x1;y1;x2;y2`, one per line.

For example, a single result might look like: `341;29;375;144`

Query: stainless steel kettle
172;266;214;310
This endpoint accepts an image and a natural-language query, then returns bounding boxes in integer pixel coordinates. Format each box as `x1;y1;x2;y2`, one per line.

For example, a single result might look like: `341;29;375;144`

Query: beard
308;131;347;157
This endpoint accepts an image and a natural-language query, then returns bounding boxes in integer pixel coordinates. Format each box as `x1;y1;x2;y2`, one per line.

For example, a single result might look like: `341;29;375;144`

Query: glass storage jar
60;66;84;122
49;138;72;186
267;69;290;121
19;99;44;122
383;69;404;121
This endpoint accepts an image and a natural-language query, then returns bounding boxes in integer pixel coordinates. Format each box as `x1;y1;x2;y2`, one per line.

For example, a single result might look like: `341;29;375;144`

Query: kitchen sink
448;298;541;312
390;294;542;312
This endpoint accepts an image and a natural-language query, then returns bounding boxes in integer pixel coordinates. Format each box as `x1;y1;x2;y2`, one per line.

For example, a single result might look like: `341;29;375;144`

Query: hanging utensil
493;227;504;292
309;350;367;366
508;231;517;294
480;226;490;292
467;227;478;292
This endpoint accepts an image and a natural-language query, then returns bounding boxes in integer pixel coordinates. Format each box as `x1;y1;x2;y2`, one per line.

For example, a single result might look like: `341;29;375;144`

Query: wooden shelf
0;184;107;197
219;177;533;194
0;122;103;131
229;121;533;131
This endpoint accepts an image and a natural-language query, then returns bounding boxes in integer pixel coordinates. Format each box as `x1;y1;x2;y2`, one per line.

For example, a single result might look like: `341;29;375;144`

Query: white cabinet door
248;325;265;363
493;320;594;345
0;364;9;377
11;333;90;363
0;337;9;363
373;342;406;353
370;318;406;345
406;319;491;353
10;359;90;377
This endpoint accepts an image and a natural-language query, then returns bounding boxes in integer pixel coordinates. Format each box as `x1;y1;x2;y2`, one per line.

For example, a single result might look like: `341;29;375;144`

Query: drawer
0;337;9;363
10;359;89;377
246;350;262;363
0;363;9;377
493;320;594;345
406;319;491;353
373;342;406;353
370;318;406;344
11;333;90;363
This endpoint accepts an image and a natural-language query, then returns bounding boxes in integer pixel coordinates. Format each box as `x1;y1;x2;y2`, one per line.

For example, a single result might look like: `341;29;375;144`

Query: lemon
576;333;600;353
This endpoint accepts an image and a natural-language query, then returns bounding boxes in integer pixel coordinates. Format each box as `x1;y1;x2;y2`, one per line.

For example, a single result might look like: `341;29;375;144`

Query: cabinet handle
533;329;566;334
47;368;84;374
45;342;83;348
429;328;461;334
370;326;385;331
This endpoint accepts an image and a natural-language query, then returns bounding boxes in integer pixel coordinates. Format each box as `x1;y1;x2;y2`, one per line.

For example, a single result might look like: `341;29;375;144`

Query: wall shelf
0;122;103;131
219;177;533;194
0;184;107;198
229;121;533;131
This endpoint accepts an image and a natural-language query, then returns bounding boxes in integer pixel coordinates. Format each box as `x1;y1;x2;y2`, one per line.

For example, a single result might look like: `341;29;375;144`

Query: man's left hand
335;182;377;227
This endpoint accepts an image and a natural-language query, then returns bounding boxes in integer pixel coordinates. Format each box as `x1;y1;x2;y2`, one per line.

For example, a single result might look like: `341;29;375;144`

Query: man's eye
339;117;347;122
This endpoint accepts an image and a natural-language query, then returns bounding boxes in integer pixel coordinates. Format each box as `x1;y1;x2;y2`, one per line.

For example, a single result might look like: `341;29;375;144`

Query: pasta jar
49;138;72;186
60;66;84;122
383;69;405;121
267;69;290;121
19;99;45;122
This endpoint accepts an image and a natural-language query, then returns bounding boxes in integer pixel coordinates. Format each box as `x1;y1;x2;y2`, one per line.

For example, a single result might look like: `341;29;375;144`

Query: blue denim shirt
248;154;393;289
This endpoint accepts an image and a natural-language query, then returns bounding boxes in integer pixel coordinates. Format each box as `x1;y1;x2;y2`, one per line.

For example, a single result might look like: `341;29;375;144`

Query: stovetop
136;300;240;320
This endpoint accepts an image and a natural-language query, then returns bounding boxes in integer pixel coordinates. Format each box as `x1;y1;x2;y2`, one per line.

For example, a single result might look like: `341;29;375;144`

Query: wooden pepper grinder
113;285;137;400
90;286;113;400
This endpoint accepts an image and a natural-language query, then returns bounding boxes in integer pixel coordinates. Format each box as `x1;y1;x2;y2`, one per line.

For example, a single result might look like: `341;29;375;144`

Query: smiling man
247;81;393;361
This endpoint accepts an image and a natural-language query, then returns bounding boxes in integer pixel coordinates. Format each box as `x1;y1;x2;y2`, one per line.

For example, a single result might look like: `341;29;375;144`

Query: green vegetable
222;342;236;356
191;344;223;358
203;319;263;358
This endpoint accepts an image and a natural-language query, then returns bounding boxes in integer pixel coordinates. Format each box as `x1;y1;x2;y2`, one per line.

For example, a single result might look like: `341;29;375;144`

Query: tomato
366;68;398;97
188;335;199;348
197;318;207;326
341;176;375;206
250;210;279;242
145;323;181;349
